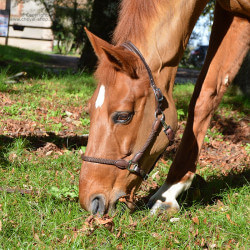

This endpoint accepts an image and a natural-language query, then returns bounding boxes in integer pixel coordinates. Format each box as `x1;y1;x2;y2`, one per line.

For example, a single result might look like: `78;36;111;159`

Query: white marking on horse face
95;85;105;108
149;174;194;214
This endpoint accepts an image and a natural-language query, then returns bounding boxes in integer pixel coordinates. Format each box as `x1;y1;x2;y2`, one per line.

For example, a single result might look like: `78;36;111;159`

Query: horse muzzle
82;190;127;215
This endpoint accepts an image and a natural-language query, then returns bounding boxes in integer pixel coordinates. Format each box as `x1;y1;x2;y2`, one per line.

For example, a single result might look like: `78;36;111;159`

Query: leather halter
82;42;174;180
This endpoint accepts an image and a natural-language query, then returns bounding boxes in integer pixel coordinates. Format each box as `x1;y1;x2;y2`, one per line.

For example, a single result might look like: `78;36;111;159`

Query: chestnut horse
79;0;250;215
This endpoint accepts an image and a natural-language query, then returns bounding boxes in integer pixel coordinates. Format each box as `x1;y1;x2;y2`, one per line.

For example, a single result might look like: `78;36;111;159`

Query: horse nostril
90;195;105;215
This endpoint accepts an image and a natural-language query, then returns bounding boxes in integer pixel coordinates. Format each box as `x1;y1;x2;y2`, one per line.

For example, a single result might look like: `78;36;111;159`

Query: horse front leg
149;3;250;213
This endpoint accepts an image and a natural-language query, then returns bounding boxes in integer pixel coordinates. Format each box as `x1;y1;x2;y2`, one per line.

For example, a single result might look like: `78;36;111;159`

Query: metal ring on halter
155;110;165;119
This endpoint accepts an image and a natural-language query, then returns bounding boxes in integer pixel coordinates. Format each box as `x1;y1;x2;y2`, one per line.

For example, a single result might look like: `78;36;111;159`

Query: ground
0;48;249;248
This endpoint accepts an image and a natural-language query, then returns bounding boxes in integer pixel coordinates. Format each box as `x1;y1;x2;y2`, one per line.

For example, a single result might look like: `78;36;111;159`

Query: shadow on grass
134;168;250;212
0;133;87;169
220;95;250;114
0;45;80;79
180;169;250;207
0;134;88;152
0;140;10;167
0;60;78;79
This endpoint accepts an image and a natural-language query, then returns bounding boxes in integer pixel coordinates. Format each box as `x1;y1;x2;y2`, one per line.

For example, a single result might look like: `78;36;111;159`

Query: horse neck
113;0;208;91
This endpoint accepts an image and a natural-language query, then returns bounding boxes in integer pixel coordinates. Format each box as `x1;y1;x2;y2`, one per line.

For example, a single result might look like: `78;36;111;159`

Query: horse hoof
149;199;180;215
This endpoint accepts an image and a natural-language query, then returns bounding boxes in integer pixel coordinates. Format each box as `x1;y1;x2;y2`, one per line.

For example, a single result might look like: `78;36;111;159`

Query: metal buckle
155;110;172;139
127;160;139;174
154;88;164;102
155;109;165;119
127;161;149;180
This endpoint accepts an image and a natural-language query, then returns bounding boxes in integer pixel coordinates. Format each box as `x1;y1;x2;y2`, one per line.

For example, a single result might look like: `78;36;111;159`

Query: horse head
79;29;174;215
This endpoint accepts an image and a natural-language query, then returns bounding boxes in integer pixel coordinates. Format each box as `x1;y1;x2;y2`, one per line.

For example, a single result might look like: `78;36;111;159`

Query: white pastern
95;85;105;108
149;174;194;214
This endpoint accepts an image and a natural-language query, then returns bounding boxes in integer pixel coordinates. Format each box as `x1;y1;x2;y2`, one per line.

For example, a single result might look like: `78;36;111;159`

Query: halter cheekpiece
82;41;175;180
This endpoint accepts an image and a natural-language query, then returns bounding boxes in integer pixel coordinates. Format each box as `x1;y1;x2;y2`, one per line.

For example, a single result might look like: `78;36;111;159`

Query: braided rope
82;156;116;166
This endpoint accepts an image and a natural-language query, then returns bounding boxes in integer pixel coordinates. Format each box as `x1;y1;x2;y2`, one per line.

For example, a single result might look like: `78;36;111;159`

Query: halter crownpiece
122;41;164;115
82;42;175;180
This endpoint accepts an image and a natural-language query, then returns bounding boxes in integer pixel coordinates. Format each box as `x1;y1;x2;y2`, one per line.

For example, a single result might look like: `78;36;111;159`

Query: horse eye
112;112;134;124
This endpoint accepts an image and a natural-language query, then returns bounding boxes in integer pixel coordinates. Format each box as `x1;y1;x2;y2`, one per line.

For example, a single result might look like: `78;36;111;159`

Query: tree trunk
78;0;119;72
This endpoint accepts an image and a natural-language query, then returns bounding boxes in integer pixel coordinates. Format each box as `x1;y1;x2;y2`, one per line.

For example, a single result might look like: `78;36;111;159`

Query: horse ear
85;27;138;78
101;46;138;78
84;27;112;58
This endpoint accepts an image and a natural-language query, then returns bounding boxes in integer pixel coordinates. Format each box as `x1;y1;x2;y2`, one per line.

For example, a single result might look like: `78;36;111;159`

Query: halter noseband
82;42;174;180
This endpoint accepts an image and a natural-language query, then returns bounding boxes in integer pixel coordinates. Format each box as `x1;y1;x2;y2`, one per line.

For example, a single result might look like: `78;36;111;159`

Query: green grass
173;83;194;120
0;45;80;77
173;83;250;120
0;77;249;248
0;72;95;135
0;45;49;64
0;67;9;92
0;138;249;248
0;48;249;248
0;45;51;76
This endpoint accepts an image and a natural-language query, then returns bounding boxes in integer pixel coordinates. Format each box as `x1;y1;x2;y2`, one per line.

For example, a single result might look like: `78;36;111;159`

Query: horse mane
95;0;161;86
112;0;161;45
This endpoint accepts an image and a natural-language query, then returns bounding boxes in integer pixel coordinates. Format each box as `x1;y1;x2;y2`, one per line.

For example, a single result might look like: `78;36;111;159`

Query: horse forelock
94;59;117;88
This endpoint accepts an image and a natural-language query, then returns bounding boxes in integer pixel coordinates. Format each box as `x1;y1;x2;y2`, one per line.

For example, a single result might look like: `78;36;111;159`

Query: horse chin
123;199;136;211
108;190;137;215
104;190;127;215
